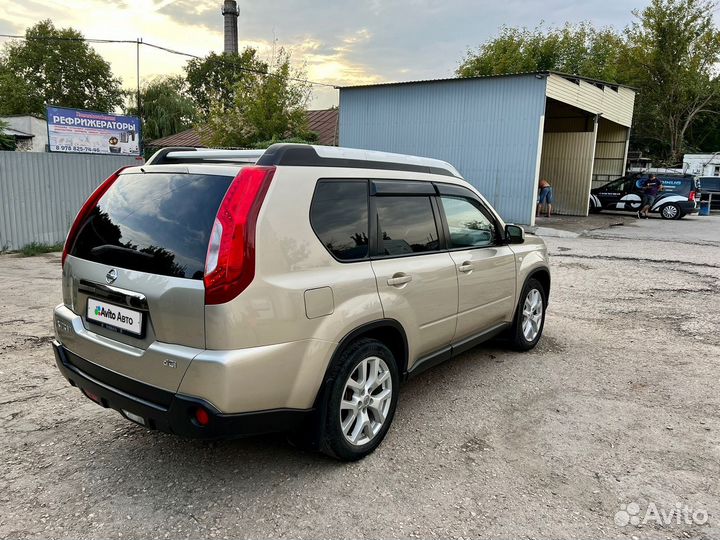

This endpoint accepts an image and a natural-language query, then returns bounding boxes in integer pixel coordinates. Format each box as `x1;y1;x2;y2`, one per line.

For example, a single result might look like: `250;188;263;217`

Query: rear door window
310;180;369;261
375;196;440;256
71;172;233;279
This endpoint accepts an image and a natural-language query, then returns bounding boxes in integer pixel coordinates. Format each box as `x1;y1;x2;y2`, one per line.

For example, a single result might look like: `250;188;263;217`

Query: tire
508;278;547;351
319;338;399;461
660;203;681;220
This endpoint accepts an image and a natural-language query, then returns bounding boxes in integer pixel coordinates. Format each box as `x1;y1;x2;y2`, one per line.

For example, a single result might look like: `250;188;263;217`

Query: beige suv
52;144;550;460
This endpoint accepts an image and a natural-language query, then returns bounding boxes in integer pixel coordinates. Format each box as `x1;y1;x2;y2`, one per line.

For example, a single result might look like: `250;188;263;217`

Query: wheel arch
528;267;551;302
312;319;408;409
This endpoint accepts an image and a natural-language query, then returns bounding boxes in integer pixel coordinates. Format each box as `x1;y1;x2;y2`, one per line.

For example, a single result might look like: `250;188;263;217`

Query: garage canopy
339;71;636;225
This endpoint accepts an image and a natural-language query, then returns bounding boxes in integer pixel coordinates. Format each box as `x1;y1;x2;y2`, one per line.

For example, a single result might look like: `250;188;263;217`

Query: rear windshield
71;172;233;280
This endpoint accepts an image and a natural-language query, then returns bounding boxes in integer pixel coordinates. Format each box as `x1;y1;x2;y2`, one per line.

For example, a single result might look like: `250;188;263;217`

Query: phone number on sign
54;145;104;153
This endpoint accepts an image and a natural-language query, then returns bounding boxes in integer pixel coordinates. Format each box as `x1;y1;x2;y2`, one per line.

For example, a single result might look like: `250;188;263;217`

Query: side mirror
505;224;525;244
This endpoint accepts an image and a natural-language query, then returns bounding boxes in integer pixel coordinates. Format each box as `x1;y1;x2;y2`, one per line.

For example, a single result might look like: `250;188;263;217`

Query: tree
0;69;36;116
185;49;268;117
0;119;17;151
197;49;313;148
456;1;720;164
457;23;627;83
124;76;197;142
625;0;720;163
0;20;123;116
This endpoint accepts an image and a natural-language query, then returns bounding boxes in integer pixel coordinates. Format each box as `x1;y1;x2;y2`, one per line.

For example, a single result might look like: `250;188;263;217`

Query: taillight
203;166;275;305
194;407;210;427
689;191;696;202
62;167;128;268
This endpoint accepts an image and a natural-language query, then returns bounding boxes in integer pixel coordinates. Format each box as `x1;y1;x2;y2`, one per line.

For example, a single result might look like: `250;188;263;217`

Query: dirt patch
1;226;719;539
460;435;493;453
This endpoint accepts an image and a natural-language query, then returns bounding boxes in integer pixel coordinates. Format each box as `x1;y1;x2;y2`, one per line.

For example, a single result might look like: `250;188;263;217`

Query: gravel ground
1;215;719;540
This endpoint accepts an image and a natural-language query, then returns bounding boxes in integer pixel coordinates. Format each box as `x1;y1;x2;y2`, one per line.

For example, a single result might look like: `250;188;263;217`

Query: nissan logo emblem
106;268;118;284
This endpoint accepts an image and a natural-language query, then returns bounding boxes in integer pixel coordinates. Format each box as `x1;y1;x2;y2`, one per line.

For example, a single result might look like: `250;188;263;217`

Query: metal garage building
338;72;636;225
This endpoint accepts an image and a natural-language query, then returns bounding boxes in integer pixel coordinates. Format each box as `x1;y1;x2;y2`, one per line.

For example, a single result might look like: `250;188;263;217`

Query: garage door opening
537;97;631;218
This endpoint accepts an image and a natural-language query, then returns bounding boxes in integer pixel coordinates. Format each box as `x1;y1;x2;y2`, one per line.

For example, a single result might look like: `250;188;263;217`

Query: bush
18;242;64;257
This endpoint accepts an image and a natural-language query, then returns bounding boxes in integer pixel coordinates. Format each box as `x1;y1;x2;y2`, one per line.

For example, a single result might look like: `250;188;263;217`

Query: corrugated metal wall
539;129;597;216
593;118;629;188
339;75;548;225
0;152;141;250
546;74;635;128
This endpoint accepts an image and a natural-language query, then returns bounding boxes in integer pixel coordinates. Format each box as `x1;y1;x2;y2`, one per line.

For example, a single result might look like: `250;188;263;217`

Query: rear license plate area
86;297;144;338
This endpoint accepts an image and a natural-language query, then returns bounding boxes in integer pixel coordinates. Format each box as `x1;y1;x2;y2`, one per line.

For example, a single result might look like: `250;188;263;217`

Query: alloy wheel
522;288;543;342
340;356;392;446
662;205;678;219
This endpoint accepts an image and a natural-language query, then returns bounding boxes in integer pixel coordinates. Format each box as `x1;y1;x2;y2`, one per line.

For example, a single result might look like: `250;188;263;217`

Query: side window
440;196;497;248
603;177;626;191
375;196;440;256
310;180;368;261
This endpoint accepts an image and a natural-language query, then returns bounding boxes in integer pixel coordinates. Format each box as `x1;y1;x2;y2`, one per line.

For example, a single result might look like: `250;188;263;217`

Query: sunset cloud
1;0;651;108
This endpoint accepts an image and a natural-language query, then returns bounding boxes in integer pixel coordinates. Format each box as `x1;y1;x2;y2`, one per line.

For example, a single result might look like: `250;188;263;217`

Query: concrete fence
0;152;142;250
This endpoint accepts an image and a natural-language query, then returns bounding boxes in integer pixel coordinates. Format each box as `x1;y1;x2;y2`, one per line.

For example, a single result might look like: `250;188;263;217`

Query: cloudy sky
1;0;649;108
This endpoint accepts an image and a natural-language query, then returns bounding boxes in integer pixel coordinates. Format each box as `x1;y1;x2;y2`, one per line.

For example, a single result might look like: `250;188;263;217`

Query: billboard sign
47;106;141;156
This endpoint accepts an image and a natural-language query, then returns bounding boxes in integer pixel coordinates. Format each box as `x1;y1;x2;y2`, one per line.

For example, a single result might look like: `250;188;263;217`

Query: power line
0;33;338;88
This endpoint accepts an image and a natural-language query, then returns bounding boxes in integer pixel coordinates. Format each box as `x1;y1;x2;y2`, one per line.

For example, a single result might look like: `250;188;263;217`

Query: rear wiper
90;245;154;260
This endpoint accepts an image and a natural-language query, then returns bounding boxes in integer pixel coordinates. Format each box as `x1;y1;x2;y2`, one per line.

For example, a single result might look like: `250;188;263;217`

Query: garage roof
340;71;636;128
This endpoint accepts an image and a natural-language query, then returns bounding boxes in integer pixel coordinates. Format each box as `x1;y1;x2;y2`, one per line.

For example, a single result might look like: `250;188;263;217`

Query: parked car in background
52;144;551;461
589;173;700;219
698;177;720;211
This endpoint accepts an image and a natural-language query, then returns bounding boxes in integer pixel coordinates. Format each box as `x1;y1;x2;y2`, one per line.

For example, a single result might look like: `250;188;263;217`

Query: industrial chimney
222;0;239;54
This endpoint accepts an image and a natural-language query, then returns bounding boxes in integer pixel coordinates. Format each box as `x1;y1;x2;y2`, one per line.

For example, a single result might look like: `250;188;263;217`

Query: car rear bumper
678;201;698;214
53;341;313;439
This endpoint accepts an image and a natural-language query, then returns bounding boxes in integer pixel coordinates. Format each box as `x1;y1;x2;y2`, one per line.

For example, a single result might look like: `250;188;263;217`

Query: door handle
458;262;474;273
387;273;412;287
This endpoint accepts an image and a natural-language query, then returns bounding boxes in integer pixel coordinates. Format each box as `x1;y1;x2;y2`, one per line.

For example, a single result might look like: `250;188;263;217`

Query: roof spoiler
145;147;265;166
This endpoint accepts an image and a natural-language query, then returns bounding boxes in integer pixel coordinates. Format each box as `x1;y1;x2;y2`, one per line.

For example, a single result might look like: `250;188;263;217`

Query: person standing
638;175;662;219
537;178;553;218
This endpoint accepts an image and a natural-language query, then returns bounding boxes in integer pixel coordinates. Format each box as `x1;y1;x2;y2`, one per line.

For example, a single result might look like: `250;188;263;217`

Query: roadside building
148;108;340;149
0;115;49;152
683;153;720;177
339;72;636;225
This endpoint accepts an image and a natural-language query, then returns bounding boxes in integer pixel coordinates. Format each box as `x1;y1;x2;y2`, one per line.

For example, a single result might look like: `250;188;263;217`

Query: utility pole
136;37;142;115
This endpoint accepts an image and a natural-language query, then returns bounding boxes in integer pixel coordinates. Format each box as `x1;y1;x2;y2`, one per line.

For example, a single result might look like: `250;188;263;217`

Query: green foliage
125;76;197;142
0;20;123;116
0;119;17;151
197;49;312;148
18;242;64;256
456;0;720;163
457;22;627;83
0;69;37;116
185;49;268;117
625;0;720;162
251;133;320;149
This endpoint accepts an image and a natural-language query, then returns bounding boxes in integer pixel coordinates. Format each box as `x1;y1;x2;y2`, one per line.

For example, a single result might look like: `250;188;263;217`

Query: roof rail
145;143;462;178
257;144;461;177
145;147;265;166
